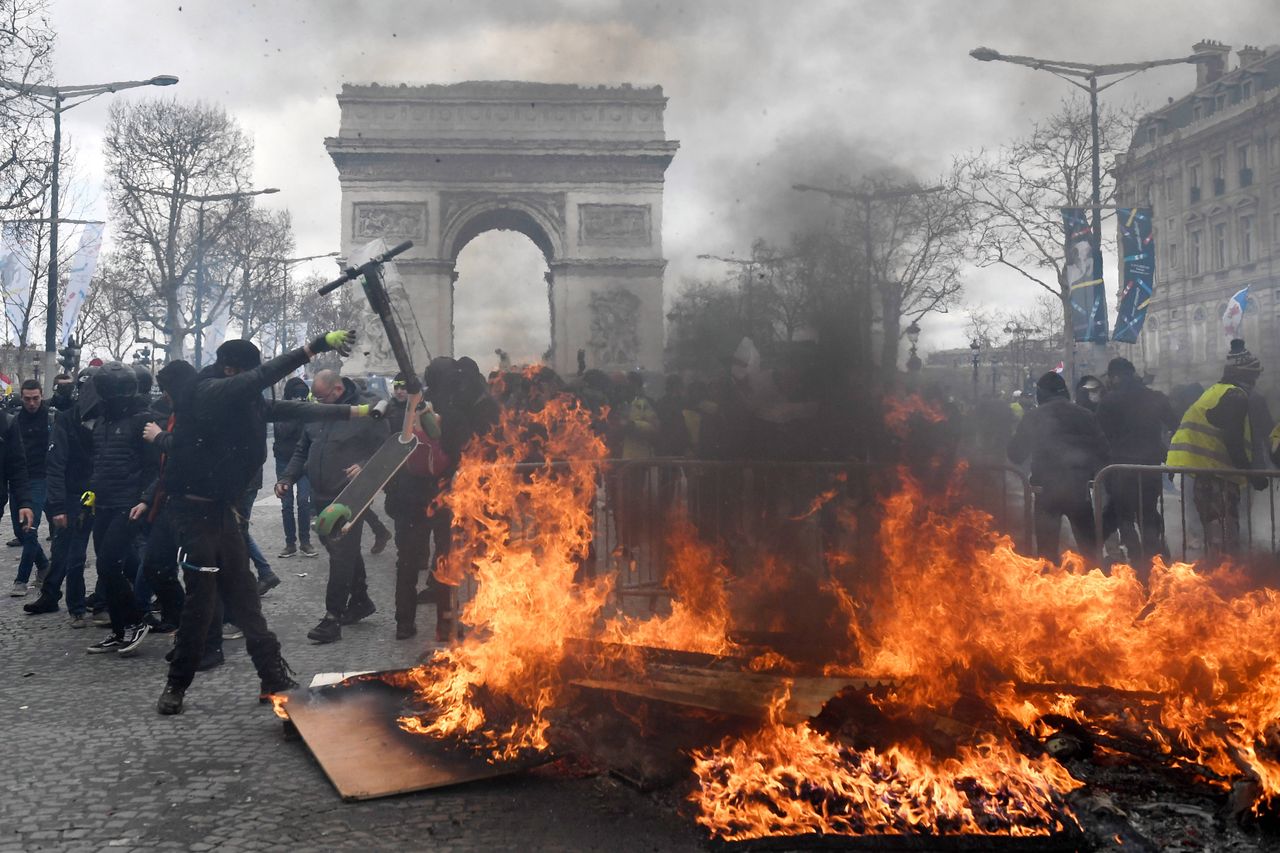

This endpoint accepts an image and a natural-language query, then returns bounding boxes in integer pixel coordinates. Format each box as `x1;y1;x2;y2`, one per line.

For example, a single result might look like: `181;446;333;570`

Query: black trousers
166;498;281;690
1104;469;1167;574
427;504;453;619
93;507;144;634
316;499;368;618
1034;485;1098;560
390;506;429;628
141;503;184;627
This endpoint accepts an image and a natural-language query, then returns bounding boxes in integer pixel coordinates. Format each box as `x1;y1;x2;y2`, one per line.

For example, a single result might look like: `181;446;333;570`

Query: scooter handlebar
318;240;415;294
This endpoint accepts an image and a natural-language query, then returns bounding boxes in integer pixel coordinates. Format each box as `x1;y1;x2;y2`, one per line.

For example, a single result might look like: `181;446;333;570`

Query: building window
1190;229;1202;273
1193;103;1204;121
1145;316;1161;367
1243;80;1254;99
1169;240;1179;269
1189;162;1202;202
1239;143;1253;186
1241;215;1254;263
1215;93;1227;111
1193;308;1207;364
1164;175;1177;202
1212;154;1226;195
1213;222;1228;268
1141;182;1153;204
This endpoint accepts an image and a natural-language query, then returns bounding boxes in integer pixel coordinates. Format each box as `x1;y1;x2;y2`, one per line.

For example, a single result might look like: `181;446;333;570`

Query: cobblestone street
0;481;703;853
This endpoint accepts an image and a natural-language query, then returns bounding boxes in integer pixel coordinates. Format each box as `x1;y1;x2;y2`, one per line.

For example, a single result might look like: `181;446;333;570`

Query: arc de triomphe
325;81;678;377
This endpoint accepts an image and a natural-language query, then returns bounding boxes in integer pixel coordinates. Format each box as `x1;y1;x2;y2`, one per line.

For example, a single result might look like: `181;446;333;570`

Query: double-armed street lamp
969;47;1201;289
122;184;280;365
0;74;178;374
905;319;922;374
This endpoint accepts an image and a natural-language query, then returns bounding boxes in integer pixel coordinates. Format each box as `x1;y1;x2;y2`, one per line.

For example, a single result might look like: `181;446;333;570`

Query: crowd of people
6;325;760;717
998;341;1278;576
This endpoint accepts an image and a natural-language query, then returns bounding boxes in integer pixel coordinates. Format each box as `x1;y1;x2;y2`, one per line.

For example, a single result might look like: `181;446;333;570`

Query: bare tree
0;0;57;215
956;95;1137;386
75;252;137;361
103;98;254;360
215;207;293;343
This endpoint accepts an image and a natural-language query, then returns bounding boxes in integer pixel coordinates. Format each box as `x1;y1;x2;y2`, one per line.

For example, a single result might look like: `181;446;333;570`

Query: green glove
315;503;352;537
309;329;356;356
353;403;371;418
420;402;442;439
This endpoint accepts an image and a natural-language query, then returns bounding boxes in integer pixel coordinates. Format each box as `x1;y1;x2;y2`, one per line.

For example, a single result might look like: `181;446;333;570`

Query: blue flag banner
1113;207;1155;343
1063;208;1108;342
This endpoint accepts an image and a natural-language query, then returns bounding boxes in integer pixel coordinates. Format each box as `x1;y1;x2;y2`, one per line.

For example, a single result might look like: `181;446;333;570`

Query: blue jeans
41;505;90;614
13;478;48;583
236;489;275;582
275;457;312;547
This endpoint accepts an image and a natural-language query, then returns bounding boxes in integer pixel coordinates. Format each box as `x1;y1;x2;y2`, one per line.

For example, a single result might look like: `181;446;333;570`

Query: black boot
23;594;59;614
338;598;375;625
258;655;298;703
307;617;342;643
156;682;185;715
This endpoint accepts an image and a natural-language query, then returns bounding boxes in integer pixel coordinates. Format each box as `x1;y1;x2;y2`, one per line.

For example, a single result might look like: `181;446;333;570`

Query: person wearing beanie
1008;370;1109;560
154;329;363;716
1166;339;1267;560
1097;357;1179;579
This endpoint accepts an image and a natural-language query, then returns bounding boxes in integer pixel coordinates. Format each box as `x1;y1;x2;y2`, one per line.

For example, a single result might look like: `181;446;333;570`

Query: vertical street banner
1113;208;1155;343
59;223;104;346
1062;209;1108;342
0;224;32;340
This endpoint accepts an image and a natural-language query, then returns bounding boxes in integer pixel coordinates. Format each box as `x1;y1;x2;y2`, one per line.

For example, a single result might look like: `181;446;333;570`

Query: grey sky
47;0;1280;361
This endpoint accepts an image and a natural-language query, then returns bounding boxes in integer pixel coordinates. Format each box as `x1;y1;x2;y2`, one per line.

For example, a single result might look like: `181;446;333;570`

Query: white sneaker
9;581;27;597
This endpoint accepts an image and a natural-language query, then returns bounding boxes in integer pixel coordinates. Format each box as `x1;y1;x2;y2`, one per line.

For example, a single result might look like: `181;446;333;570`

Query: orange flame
396;395;615;761
269;693;289;720
690;688;1082;841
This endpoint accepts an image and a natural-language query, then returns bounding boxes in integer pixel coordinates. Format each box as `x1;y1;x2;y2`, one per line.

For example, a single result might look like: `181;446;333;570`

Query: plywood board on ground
283;671;546;801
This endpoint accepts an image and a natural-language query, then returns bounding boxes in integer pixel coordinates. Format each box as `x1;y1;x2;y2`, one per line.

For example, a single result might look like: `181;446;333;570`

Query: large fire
389;391;1280;841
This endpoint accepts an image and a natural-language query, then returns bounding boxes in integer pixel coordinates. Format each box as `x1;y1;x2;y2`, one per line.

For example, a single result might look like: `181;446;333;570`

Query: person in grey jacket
276;369;388;643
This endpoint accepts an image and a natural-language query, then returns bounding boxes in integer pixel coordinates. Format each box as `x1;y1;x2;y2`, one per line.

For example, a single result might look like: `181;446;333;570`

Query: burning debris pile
283;394;1280;848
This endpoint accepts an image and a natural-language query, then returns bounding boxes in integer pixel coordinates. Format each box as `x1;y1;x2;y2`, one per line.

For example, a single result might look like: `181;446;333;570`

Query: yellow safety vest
1165;382;1252;482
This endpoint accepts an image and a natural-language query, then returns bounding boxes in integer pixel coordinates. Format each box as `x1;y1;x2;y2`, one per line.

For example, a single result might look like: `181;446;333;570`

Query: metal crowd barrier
447;457;1033;614
1090;463;1280;566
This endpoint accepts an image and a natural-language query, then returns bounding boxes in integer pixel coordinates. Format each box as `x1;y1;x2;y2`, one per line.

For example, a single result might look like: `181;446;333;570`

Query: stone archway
325;81;679;377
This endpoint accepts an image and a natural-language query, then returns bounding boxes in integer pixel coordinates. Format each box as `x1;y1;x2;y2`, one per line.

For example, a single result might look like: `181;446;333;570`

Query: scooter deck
323;432;418;538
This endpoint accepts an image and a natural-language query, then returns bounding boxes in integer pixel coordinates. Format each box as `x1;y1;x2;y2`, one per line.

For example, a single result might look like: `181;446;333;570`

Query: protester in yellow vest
1165;339;1265;559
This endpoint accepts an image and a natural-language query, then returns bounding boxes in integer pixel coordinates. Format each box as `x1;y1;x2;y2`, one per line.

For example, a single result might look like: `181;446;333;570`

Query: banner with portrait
1062;208;1108;342
1112;207;1155;343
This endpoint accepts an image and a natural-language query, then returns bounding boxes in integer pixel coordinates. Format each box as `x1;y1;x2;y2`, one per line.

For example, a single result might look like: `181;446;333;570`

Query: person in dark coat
81;363;158;656
272;376;316;559
37;367;97;625
1008;371;1109;560
10;380;52;595
156;332;361;716
276;369;388;645
1097;357;1179;576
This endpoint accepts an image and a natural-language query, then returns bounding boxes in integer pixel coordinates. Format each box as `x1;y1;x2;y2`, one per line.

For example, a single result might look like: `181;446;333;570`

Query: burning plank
281;672;549;801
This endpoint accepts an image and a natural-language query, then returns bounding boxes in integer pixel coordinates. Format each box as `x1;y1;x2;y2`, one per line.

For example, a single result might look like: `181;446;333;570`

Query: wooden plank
284;674;546;801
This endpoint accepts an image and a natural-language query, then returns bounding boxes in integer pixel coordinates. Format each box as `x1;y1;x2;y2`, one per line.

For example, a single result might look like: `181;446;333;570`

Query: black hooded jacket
164;348;310;503
88;396;158;509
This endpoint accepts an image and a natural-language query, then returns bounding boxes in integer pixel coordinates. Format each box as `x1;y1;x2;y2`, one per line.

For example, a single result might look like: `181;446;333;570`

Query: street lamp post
905;319;922;375
792;182;942;377
970;47;1201;382
122;184;279;365
970;338;981;399
0;74;178;378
